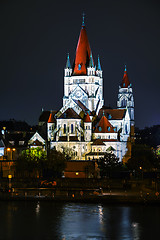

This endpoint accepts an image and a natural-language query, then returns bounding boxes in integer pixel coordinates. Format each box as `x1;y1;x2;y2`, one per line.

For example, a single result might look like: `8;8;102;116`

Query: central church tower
63;18;104;114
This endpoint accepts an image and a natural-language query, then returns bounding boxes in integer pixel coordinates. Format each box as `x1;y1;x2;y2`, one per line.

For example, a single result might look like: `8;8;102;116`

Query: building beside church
40;18;134;163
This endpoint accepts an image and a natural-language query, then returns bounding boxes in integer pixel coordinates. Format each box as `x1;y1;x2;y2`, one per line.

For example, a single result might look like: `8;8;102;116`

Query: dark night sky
0;0;160;129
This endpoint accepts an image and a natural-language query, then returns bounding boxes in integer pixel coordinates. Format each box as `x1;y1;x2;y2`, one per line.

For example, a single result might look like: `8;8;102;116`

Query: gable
29;132;45;145
69;85;88;100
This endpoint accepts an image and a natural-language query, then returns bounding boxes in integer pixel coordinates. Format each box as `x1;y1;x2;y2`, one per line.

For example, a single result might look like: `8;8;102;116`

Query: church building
44;17;134;163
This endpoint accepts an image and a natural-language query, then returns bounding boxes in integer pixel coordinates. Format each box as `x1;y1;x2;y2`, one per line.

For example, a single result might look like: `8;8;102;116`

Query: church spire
73;17;92;75
121;64;130;88
65;53;71;69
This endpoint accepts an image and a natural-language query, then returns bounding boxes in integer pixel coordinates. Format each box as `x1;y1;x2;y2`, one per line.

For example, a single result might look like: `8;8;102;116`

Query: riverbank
0;190;160;205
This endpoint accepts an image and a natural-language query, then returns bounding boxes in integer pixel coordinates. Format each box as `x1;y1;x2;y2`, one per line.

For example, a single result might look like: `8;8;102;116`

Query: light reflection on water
0;201;159;239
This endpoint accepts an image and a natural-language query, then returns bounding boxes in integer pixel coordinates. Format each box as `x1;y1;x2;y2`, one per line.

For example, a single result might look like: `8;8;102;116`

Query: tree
15;147;47;178
97;152;121;178
126;144;159;171
61;146;74;160
15;147;66;179
44;149;66;178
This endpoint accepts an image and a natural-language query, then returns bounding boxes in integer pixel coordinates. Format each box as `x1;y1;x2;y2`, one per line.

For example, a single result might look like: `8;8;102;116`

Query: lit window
9;141;14;145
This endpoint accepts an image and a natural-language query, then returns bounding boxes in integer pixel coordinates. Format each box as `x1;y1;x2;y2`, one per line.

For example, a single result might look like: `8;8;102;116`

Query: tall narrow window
125;124;128;134
71;124;74;133
64;124;66;134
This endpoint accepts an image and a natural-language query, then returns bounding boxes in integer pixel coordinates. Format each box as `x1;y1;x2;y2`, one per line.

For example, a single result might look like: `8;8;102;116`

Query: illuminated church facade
46;18;134;163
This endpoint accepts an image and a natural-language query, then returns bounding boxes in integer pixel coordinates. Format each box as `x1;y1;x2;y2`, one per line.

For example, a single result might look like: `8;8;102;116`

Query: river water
0;201;159;240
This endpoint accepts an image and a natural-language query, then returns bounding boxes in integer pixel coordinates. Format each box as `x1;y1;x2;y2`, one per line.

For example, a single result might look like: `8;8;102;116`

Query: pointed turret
121;65;130;88
47;111;55;141
48;111;55;123
97;55;102;71
73;16;92;75
117;65;134;122
64;53;72;77
96;55;102;78
66;53;71;69
89;54;94;67
87;53;95;76
84;112;91;122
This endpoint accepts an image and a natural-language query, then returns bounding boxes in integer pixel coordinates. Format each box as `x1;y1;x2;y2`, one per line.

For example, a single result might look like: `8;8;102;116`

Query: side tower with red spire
63;16;104;115
117;65;134;123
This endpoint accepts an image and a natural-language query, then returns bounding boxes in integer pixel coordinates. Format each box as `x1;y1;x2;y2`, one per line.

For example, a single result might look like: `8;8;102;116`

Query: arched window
108;114;112;119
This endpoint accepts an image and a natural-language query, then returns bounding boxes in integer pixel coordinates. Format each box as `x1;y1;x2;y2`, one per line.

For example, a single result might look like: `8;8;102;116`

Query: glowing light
7;148;11;151
36;202;40;214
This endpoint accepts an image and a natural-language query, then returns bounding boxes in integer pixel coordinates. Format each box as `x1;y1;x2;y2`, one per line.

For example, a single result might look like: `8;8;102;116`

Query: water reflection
36;201;40;215
0;202;160;239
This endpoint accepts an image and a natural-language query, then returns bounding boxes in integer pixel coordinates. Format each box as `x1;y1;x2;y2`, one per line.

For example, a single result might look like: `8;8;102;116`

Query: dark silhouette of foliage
15;147;66;179
97;152;122;178
126;144;158;171
135;125;160;148
44;149;66;178
15;147;47;177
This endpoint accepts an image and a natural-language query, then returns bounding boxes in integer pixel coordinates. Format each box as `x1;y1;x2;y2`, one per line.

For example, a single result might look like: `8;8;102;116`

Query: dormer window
108;127;110;131
99;127;102;132
78;64;81;70
108;114;112;119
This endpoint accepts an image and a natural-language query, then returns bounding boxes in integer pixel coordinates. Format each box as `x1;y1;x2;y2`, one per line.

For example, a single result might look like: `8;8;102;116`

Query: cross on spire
82;13;85;27
124;64;127;72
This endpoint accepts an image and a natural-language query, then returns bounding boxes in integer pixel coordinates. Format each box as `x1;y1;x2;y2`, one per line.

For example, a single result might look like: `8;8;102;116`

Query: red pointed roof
84;112;91;122
98;108;126;120
48;112;55;123
73;24;92;75
121;66;130;88
94;115;115;133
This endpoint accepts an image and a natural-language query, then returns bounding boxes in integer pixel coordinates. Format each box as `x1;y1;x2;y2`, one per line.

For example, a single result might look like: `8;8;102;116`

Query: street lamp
139;166;143;180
